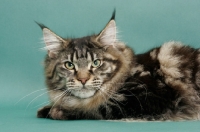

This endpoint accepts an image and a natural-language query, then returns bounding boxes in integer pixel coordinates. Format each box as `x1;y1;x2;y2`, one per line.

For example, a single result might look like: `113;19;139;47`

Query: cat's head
39;11;134;102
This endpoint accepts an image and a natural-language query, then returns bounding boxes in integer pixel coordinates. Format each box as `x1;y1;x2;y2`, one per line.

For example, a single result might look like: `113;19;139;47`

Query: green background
1;0;200;131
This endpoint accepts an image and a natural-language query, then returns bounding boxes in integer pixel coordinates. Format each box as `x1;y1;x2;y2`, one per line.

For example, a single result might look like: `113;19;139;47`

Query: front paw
49;107;68;120
37;106;68;120
37;105;51;118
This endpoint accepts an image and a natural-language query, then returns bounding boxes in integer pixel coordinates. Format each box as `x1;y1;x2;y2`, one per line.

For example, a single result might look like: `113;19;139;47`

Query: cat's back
136;41;200;86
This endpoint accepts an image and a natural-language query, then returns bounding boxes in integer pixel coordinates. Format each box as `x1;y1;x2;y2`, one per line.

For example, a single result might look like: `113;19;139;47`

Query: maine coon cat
37;11;200;121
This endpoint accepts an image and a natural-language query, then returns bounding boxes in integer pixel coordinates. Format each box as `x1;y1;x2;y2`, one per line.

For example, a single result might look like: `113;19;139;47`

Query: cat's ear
36;22;65;58
96;10;117;47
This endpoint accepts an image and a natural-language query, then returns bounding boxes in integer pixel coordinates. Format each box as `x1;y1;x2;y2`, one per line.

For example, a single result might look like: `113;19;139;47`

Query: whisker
34;89;72;109
98;88;109;112
25;87;63;109
25;90;50;110
99;87;118;105
32;100;50;109
15;88;47;105
99;87;125;116
47;90;70;118
52;90;71;105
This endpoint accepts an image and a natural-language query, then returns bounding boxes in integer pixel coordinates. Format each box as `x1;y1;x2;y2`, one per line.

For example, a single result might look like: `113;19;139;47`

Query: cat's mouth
66;80;102;99
70;88;98;99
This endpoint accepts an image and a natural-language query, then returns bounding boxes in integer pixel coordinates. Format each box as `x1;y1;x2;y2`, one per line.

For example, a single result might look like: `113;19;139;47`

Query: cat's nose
78;78;89;85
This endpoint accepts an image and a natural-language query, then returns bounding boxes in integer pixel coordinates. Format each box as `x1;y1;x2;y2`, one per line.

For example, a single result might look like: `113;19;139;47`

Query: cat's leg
38;106;101;120
37;105;116;120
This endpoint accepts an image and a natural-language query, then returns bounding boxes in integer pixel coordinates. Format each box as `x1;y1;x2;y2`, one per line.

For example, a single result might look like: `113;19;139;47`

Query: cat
37;10;200;121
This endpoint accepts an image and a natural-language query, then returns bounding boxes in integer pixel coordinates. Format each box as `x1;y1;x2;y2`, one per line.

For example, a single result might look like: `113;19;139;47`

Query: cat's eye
64;61;75;70
92;59;101;68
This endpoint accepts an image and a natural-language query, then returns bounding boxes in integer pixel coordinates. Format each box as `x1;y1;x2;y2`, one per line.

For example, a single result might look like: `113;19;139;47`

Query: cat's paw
37;106;68;120
49;107;68;120
37;105;51;118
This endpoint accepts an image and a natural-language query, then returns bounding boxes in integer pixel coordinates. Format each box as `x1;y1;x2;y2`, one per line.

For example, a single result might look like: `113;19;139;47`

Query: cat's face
54;38;119;99
40;13;123;99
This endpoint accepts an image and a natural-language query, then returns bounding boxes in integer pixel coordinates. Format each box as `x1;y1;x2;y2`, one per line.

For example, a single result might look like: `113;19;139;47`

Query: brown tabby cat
37;11;200;121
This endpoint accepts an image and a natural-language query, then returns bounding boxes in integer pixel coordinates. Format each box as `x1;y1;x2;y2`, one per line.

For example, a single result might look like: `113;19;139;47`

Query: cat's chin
71;89;97;99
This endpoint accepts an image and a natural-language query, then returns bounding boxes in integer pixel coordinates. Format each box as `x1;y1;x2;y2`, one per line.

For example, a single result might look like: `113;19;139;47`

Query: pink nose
78;78;89;84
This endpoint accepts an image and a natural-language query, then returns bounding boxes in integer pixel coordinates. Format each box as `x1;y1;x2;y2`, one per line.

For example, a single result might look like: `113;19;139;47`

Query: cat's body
37;11;200;121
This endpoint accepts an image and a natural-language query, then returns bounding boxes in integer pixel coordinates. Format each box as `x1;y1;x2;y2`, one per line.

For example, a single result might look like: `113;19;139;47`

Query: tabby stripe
72;51;77;62
93;53;97;60
103;58;118;64
90;51;94;61
87;51;92;61
82;48;87;58
47;63;57;80
85;49;88;59
67;54;72;62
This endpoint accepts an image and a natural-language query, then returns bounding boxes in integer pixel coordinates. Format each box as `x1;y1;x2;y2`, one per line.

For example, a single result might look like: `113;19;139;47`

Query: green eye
64;61;75;70
92;59;101;68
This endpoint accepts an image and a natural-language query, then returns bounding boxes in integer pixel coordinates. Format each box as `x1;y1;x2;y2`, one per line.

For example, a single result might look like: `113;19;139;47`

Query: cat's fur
37;11;200;121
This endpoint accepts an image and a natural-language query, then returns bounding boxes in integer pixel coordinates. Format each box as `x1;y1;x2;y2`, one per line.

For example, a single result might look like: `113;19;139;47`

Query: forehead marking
93;53;97;60
73;51;78;62
67;55;71;62
87;52;92;61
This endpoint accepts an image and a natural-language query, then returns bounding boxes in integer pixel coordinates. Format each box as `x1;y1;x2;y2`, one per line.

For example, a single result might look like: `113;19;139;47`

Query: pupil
95;60;98;65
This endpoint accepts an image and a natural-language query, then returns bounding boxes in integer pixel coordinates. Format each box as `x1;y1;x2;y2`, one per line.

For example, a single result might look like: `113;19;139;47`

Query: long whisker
25;90;51;110
25;87;63;109
99;87;125;116
98;87;110;112
47;89;70;118
32;100;50;109
51;89;71;107
15;88;47;105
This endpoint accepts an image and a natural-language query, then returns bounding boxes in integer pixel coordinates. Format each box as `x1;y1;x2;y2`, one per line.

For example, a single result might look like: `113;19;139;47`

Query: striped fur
37;12;200;121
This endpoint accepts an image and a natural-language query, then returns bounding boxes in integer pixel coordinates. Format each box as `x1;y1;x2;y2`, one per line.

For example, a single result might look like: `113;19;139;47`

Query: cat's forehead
67;37;95;51
71;37;90;48
61;37;103;60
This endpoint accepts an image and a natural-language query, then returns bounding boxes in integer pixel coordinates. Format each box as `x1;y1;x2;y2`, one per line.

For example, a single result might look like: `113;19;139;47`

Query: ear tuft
35;21;48;30
110;9;116;20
